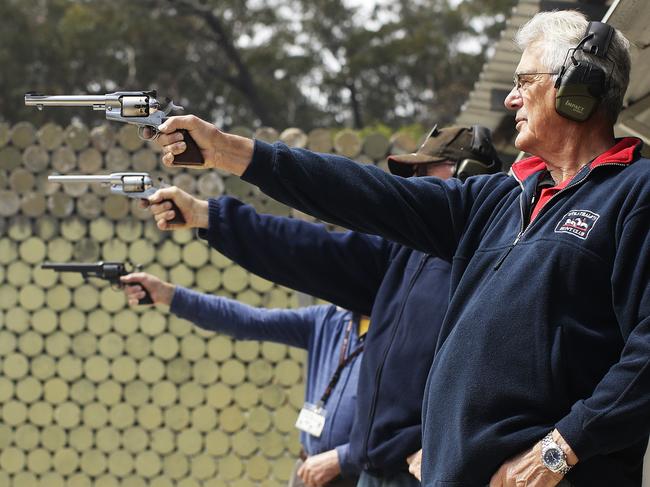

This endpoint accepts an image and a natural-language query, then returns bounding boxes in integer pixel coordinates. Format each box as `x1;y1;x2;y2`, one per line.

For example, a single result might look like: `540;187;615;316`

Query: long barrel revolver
48;172;185;224
25;90;203;165
41;262;153;305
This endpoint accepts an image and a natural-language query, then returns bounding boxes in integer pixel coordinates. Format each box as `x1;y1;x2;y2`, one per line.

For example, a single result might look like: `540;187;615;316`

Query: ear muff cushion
555;62;607;121
554;21;613;122
465;125;501;175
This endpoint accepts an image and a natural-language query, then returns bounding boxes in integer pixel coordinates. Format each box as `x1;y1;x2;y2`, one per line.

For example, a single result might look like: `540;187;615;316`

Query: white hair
515;10;631;122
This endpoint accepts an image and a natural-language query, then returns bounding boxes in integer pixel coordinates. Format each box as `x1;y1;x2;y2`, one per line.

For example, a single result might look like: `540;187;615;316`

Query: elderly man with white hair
148;9;647;487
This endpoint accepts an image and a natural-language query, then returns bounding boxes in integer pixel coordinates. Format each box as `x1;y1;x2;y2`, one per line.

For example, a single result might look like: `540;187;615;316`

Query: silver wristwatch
541;432;572;474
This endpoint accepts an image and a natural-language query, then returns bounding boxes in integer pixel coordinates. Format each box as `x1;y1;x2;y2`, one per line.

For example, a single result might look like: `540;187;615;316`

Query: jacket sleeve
197;195;394;316
241;140;502;260
335;443;360;477
555;206;650;460
169;286;320;349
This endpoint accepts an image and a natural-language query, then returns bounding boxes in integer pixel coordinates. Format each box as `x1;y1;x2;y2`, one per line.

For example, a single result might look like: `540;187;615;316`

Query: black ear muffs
454;125;502;179
555;60;608;121
554;21;614;122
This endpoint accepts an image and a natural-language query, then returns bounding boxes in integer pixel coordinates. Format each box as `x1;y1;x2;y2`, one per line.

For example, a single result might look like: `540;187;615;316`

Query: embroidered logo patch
555;210;600;240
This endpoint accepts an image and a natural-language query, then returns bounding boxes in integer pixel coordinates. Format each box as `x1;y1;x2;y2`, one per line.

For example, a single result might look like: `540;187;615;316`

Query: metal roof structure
455;0;650;161
606;0;650;147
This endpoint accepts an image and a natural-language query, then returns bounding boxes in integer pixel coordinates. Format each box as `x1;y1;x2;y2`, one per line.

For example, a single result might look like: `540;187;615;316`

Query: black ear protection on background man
454;125;502;179
554;21;615;122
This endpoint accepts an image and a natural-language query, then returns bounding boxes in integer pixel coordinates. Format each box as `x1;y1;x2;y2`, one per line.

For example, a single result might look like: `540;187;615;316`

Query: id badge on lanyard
294;318;364;438
295;402;327;437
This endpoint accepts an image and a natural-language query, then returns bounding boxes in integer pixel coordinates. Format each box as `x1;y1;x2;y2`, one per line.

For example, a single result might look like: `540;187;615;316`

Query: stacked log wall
0;121;415;486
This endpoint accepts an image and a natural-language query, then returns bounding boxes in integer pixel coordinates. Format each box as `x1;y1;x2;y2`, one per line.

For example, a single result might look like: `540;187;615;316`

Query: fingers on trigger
162;152;175;166
171;141;186;154
157;217;169;231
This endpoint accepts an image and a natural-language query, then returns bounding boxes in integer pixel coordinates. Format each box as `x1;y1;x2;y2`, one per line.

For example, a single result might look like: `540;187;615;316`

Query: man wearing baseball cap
145;123;501;487
388;124;502;180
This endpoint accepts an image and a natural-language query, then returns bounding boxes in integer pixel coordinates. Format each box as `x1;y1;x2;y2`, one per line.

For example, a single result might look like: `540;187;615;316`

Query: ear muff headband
554;21;615;122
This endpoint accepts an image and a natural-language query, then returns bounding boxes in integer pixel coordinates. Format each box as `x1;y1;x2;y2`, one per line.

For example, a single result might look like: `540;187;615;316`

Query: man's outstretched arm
198;195;393;316
146;187;393;316
153;115;499;259
121;271;317;348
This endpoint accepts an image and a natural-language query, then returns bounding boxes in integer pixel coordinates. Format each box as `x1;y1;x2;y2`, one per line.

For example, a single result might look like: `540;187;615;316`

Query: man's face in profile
506;46;561;155
415;161;456;179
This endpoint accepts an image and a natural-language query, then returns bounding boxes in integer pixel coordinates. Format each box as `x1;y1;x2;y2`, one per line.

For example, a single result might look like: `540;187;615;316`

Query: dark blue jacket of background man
198;195;451;476
240;138;650;487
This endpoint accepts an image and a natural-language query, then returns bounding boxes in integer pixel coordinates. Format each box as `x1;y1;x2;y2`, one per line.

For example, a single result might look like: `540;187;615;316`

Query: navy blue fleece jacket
198;197;450;475
240;137;650;486
170;294;363;474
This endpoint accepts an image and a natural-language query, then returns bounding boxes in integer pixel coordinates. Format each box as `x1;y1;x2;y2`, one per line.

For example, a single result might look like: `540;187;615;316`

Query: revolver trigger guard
137;125;159;141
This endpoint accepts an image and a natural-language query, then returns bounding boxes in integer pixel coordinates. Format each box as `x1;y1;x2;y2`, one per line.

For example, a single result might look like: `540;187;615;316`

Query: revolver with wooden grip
25;90;203;166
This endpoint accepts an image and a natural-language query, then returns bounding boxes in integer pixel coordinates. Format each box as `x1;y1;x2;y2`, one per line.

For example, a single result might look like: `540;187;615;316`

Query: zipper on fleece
361;253;430;470
493;184;528;271
493;233;523;270
493;162;627;271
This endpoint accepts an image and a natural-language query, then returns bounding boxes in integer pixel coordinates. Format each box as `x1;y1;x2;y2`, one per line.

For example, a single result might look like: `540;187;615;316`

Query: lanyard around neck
317;318;364;408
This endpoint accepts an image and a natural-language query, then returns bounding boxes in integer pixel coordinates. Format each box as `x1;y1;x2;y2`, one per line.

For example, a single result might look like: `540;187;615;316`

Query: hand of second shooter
406;449;422;481
145;186;209;231
297;449;341;487
121;272;175;307
152;115;254;175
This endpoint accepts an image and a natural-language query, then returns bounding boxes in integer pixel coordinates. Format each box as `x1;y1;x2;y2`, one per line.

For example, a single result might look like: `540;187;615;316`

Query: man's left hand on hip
489;429;577;487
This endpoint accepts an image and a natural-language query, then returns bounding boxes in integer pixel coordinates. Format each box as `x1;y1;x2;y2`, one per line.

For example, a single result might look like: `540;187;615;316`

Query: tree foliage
1;0;516;130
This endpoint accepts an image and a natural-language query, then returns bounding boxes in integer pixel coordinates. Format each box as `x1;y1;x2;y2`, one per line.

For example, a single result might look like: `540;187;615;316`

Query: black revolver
41;261;153;305
25;90;203;166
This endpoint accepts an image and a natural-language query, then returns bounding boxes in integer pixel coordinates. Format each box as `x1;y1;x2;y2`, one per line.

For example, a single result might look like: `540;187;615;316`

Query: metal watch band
541;432;572;475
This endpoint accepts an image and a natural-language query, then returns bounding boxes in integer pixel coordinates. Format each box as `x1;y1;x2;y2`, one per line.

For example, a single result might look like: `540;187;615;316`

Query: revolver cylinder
120;96;152;117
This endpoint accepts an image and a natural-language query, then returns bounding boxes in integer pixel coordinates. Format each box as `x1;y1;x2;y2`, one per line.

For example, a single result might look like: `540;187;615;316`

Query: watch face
543;448;562;467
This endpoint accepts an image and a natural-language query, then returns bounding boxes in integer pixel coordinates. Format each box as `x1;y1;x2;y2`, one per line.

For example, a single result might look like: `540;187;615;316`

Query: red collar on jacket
510;137;643;183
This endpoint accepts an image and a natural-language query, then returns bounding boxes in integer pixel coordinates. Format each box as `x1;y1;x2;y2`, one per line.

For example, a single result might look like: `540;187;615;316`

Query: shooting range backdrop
0;121;412;487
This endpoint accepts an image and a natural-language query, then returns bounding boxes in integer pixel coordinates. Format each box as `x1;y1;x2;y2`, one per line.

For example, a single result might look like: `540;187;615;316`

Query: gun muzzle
25;94;110;105
41;262;115;273
48;173;155;196
48;175;116;184
25;93;119;110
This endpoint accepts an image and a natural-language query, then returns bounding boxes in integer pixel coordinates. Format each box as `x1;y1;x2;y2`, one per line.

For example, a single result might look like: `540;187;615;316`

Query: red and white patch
555;210;600;240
